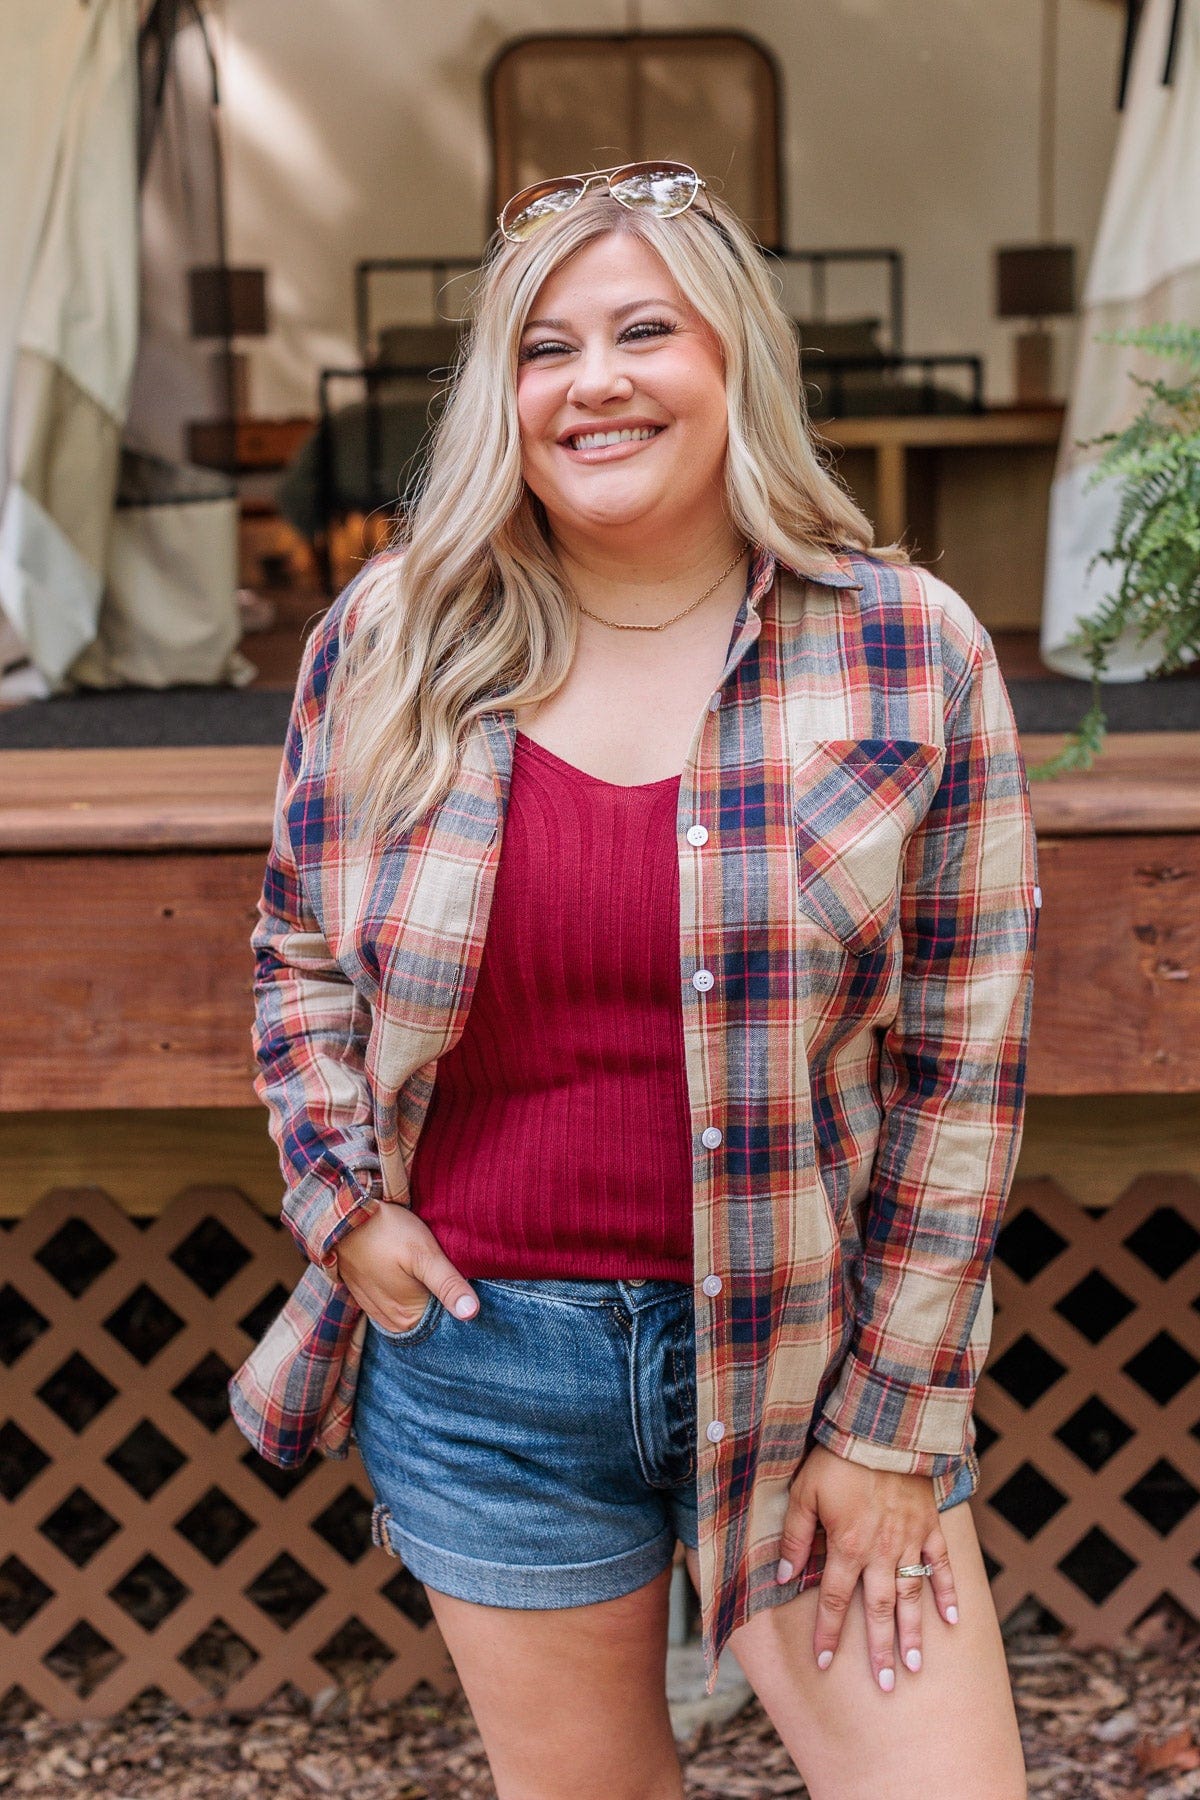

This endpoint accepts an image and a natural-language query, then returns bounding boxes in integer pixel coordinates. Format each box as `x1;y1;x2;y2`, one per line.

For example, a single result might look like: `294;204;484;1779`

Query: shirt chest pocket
791;738;944;957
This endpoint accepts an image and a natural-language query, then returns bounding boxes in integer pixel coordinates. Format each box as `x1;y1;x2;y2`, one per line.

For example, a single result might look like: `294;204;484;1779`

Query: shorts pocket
792;738;943;957
368;1289;445;1345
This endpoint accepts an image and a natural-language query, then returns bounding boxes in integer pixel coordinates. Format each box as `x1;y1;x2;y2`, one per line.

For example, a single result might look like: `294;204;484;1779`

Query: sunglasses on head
497;160;714;243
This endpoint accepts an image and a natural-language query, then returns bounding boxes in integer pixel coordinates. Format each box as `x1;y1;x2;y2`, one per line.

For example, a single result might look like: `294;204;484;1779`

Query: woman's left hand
776;1443;959;1691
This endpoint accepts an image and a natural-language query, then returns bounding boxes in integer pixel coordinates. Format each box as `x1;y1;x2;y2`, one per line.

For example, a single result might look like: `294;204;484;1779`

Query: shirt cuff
813;1348;975;1478
287;1171;383;1275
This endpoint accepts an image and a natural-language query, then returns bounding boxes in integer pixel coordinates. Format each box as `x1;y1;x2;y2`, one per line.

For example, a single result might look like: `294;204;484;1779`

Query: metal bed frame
309;248;983;573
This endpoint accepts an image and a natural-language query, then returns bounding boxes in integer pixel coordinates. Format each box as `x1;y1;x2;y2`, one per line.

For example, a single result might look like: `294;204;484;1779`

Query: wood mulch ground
2;1603;1198;1798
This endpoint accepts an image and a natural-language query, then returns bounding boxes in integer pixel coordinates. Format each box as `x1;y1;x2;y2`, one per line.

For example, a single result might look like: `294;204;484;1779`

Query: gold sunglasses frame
497;160;714;243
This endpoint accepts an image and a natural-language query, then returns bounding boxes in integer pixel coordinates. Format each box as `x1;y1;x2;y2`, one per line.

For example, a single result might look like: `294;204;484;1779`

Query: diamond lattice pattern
977;1175;1200;1641
0;1187;455;1720
3;1174;1198;1717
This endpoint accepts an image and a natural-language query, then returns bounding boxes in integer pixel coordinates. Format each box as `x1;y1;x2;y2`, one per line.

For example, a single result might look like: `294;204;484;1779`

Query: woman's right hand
332;1202;479;1331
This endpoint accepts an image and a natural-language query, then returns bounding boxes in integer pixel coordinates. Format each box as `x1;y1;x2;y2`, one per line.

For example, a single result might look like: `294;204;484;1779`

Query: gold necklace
574;542;750;632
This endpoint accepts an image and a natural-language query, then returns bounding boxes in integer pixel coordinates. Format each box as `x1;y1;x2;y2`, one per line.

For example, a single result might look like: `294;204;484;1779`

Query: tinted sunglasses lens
501;178;586;239
609;163;699;216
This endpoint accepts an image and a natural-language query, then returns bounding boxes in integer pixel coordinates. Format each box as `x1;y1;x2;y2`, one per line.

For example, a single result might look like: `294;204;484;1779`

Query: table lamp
187;265;269;463
995;243;1076;406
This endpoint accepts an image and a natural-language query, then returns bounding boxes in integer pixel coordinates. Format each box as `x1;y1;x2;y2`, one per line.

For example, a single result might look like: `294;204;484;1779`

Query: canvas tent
1041;0;1200;678
0;0;249;702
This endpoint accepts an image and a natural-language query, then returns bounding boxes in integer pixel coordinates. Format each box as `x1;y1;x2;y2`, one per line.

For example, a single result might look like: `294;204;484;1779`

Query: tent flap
1041;0;1200;679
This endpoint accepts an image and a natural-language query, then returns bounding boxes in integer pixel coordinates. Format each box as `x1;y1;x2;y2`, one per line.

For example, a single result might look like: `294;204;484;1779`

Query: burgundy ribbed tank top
406;729;694;1279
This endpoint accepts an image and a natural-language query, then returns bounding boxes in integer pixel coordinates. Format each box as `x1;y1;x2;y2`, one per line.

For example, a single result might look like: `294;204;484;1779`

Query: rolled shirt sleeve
250;579;382;1274
814;600;1040;1476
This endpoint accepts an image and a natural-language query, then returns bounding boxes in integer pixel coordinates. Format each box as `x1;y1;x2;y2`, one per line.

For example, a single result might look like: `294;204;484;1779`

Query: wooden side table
818;407;1066;637
186;416;315;475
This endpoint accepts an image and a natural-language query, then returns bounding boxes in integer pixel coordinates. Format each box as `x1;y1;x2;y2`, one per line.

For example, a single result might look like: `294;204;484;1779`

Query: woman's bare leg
422;1561;685;1800
685;1502;1026;1800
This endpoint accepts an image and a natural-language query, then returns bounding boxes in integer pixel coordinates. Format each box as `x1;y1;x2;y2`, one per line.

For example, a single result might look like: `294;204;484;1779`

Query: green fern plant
1029;321;1200;780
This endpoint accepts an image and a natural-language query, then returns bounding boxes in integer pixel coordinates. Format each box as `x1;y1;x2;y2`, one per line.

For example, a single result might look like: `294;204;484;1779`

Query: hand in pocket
334;1203;479;1332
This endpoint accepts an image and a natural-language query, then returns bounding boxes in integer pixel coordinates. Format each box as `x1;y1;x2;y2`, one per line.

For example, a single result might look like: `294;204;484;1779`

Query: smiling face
516;229;731;549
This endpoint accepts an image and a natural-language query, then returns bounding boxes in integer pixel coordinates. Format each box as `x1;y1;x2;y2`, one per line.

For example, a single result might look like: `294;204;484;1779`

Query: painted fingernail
905;1648;922;1672
878;1667;895;1692
775;1559;794;1583
817;1650;833;1670
946;1604;959;1625
454;1294;478;1318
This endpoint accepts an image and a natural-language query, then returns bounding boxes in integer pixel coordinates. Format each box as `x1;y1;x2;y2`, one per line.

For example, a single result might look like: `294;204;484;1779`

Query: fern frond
1027;687;1109;780
1096;322;1200;367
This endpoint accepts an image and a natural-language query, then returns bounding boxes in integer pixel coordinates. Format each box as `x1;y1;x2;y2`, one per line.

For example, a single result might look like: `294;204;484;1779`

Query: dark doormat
1;675;1198;752
0;687;294;750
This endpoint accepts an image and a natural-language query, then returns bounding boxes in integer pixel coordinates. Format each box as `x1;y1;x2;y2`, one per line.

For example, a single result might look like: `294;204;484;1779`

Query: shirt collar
747;543;863;598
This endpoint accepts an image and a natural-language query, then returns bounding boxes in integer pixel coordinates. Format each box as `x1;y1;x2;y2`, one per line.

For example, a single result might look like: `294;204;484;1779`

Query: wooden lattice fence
976;1173;1200;1640
1;1174;1197;1720
1;1186;454;1721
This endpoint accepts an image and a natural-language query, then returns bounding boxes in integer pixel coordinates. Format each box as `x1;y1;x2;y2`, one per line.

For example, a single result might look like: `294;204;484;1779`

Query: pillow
374;323;464;370
791;317;884;360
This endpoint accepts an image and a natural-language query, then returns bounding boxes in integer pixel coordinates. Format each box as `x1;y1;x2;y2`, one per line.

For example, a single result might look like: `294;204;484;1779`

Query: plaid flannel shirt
228;544;1039;1692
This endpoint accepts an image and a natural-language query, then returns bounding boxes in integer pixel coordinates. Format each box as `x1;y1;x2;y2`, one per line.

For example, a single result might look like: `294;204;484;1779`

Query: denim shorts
351;1274;975;1611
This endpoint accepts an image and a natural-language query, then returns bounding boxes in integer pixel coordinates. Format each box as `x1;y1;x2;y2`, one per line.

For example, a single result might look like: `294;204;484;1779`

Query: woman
230;163;1038;1799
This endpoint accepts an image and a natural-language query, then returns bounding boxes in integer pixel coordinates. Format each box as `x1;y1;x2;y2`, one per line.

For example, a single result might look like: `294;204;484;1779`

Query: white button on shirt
686;824;709;847
701;1126;723;1149
702;1273;723;1297
706;1420;727;1443
692;968;715;992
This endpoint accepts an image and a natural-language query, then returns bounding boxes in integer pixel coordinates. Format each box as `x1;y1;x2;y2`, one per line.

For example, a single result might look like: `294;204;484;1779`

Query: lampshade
188;265;269;338
994;244;1076;320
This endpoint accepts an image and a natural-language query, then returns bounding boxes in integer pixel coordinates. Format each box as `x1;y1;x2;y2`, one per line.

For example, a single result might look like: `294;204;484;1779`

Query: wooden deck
2;732;1198;1106
4;731;1200;851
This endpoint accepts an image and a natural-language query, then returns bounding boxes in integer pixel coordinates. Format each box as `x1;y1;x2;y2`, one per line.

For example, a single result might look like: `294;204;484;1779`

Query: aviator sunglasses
497;160;714;243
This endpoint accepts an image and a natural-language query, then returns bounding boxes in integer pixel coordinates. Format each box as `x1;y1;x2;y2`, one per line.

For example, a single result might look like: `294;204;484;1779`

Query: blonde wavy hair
323;185;908;842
